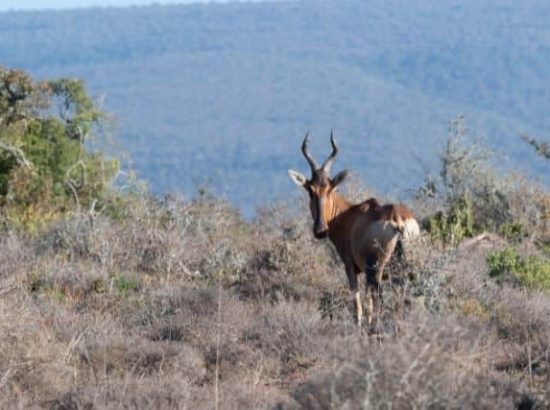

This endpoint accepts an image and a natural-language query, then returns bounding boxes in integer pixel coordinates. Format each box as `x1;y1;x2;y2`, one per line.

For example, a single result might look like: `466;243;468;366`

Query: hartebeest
288;132;420;326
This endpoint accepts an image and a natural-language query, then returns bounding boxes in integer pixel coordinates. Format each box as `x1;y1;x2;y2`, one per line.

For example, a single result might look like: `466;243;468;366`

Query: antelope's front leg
345;266;362;326
354;289;362;326
366;284;374;327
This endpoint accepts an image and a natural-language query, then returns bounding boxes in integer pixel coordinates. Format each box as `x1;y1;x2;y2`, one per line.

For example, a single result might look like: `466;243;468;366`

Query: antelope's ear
288;169;308;187
331;170;349;189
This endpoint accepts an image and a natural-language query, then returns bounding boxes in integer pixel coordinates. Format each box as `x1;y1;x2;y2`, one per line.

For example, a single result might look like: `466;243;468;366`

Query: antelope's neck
327;192;352;226
326;192;352;251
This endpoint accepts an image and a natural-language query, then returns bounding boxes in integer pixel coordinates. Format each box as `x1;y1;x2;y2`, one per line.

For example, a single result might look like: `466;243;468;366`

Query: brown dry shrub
445;245;550;377
32;194;249;282
425;242;550;401
2;183;550;409
0;294;75;405
287;316;528;410
0;232;34;280
242;301;326;381
119;285;266;382
490;289;550;392
47;378;193;410
234;202;342;304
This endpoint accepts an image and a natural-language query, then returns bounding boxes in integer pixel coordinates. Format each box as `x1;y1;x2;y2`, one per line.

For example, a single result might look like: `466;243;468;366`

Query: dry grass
0;187;549;409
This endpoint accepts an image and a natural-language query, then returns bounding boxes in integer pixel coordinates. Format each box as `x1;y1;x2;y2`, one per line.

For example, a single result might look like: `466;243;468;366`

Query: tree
0;67;119;230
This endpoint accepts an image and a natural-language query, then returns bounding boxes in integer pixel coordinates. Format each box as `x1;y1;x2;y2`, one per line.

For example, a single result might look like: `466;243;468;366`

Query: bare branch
520;134;550;160
0;142;32;169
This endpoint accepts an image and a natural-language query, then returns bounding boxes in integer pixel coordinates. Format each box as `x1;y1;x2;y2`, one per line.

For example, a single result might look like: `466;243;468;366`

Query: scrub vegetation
1;68;549;409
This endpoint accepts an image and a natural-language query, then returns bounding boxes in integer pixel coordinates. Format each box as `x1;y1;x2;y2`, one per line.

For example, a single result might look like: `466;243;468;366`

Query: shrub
111;272;140;297
423;194;477;245
488;247;550;291
2;70;550;408
516;256;550;291
417;116;546;244
499;221;529;243
487;247;522;279
0;68;120;231
288;317;526;410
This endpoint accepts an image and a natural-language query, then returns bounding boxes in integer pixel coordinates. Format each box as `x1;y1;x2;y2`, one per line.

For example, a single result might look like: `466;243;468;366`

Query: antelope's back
368;202;419;236
351;201;420;262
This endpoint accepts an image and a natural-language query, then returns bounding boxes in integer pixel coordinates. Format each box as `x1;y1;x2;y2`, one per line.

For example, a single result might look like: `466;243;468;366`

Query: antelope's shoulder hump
371;203;411;222
356;197;381;213
392;203;415;220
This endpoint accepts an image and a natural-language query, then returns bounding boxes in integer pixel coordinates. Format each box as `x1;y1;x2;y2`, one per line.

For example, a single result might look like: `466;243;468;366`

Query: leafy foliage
111;272;140;297
419;116;549;245
423;194;476;246
498;221;529;243
0;67;119;230
419;117;505;245
488;247;550;291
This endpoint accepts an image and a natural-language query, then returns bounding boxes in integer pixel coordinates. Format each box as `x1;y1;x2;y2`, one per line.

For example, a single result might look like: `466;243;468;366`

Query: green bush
487;247;550;291
112;273;140;297
498;221;529;243
517;256;550;291
487;247;522;278
537;240;550;257
417;117;539;244
0;68;119;231
423;194;478;246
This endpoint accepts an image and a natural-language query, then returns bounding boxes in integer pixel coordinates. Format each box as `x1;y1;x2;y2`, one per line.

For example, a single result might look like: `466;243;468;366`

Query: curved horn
321;129;338;175
301;131;318;174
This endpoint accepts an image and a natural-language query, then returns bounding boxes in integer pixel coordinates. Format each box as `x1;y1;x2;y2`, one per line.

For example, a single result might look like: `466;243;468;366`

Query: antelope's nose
314;230;328;239
314;223;329;239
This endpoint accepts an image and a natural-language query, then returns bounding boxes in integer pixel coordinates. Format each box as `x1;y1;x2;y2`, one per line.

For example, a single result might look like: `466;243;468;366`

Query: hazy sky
0;0;253;11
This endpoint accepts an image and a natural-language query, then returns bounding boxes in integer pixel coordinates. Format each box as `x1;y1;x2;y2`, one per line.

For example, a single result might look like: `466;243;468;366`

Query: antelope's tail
396;217;420;241
393;216;420;266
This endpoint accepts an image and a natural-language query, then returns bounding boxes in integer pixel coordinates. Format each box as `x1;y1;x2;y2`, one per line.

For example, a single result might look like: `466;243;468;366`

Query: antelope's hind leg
388;238;408;283
380;238;399;283
365;260;380;328
345;265;362;326
361;248;387;328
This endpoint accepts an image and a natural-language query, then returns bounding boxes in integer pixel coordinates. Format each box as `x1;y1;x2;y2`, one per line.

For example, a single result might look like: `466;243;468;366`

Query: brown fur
318;192;419;325
289;133;420;326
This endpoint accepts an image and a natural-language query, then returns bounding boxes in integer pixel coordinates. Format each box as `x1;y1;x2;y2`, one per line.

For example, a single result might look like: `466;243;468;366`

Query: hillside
1;158;549;408
0;66;549;408
1;0;549;213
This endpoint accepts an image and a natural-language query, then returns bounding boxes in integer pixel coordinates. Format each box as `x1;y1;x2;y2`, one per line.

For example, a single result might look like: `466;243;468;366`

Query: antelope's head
288;131;349;239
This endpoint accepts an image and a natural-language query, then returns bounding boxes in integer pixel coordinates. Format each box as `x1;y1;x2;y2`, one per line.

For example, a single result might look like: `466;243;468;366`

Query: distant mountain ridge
1;0;549;214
